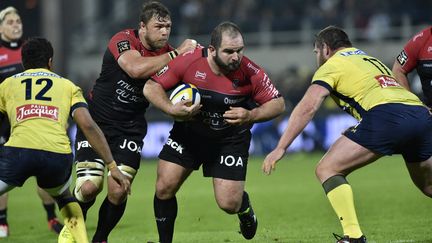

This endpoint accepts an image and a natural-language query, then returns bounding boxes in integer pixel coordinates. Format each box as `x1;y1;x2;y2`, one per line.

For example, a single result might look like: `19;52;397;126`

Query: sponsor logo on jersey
224;97;245;105
246;62;260;74
0;54;8;62
16;104;59;122
194;70;206;80
77;140;91;150
117;40;131;54
428;46;432;53
156;65;168;76
375;75;400;88
396;50;408;66
340;49;367;56
232;79;239;89
413;32;424;42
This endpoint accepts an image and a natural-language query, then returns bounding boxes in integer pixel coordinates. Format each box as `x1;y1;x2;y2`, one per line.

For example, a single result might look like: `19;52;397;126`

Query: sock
238;191;250;214
154;195;177;243
323;175;363;238
92;197;127;242
60;201;89;243
0;209;7;225
43;203;57;220
73;188;95;221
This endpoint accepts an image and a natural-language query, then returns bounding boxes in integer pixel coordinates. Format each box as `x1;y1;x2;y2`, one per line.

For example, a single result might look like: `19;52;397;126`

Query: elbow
275;97;286;116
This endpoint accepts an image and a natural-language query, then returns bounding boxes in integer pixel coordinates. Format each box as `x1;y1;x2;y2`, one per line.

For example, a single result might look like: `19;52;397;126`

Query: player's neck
207;55;228;76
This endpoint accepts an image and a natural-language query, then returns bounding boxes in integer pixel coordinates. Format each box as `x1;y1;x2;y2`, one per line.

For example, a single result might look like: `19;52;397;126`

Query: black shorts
0;146;73;188
158;126;251;181
344;103;432;162
74;123;145;170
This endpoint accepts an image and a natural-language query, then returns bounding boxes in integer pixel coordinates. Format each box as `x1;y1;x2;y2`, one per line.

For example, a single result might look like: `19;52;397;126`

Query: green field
3;152;432;243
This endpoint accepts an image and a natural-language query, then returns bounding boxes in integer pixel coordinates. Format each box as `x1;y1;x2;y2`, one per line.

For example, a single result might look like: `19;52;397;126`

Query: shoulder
239;56;266;77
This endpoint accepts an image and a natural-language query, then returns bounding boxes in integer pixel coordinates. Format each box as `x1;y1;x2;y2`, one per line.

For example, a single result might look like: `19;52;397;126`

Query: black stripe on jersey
331;90;366;117
312;80;333;92
70;102;88;118
0;111;5;122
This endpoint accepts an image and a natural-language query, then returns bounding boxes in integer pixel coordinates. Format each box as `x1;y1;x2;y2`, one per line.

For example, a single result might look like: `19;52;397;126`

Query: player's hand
169;99;201;121
109;167;131;194
262;147;286;175
176;39;198;55
223;106;251;125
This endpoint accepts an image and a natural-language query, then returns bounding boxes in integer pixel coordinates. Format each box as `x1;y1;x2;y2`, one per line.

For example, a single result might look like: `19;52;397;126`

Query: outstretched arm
72;107;131;194
262;84;329;175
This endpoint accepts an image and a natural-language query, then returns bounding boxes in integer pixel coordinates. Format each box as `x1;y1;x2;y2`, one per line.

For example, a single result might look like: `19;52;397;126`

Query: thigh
0;146;35;187
317;135;381;183
405;157;432;194
213;178;244;206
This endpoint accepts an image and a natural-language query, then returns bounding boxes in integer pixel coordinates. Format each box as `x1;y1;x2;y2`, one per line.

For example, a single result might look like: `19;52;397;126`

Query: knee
216;198;241;214
108;186;128;203
76;180;102;201
155;179;178;200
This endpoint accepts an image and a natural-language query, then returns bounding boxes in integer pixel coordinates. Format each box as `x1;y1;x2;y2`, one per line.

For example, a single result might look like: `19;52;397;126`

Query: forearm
392;62;411;91
250;97;285;123
143;80;173;115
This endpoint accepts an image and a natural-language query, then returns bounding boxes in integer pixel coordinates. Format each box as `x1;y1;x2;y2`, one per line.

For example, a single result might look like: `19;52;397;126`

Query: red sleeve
151;48;202;90
246;59;282;105
107;29;139;60
398;27;432;73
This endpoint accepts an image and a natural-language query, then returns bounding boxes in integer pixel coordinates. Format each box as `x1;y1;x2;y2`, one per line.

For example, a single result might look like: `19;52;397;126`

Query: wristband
106;161;117;171
168;50;178;60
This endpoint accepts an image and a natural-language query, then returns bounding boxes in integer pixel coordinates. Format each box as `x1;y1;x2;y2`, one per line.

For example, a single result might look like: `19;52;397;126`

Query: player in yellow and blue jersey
0;37;131;243
262;26;432;243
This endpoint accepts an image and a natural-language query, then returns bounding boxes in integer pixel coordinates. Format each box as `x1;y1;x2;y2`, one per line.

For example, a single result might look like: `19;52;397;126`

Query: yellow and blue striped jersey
0;68;87;153
312;47;423;120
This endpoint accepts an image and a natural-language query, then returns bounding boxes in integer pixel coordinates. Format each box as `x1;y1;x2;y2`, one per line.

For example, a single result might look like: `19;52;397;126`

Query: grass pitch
4;152;432;242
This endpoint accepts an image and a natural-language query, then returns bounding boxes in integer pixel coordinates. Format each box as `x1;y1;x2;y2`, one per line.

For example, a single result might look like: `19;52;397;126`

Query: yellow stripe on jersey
312;47;423;120
0;68;87;154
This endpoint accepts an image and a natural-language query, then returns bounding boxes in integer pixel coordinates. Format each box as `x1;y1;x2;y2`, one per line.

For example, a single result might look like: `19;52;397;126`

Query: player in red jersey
68;1;197;242
392;26;432;107
0;6;63;237
144;21;285;242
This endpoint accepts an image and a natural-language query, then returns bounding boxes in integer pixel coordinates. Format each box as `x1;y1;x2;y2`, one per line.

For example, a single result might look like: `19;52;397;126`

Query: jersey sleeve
249;63;282;105
108;30;137;60
69;83;88;117
0;80;6;115
397;27;432;73
311;61;340;92
151;49;200;90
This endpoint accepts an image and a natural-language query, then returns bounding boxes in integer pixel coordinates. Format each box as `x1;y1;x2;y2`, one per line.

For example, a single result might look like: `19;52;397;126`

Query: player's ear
208;45;216;56
48;57;53;70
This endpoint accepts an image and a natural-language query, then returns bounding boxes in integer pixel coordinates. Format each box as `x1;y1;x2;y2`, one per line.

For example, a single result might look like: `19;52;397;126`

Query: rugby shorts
344;103;432;162
0;146;73;188
74;123;145;170
158;126;251;181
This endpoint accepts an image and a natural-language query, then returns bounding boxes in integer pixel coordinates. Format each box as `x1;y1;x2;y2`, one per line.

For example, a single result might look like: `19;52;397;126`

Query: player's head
139;1;172;50
313;25;352;67
0;6;23;42
209;21;244;73
21;37;54;70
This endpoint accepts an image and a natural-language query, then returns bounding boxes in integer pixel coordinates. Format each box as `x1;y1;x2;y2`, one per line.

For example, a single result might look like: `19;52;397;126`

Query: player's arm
72;107;131;194
117;39;197;79
143;79;199;120
262;84;329;175
224;97;285;125
392;61;411;91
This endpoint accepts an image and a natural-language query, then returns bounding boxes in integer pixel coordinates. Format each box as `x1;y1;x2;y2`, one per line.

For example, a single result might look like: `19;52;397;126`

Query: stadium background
3;0;432;157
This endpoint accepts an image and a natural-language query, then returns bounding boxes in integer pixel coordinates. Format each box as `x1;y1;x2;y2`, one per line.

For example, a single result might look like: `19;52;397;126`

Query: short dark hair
140;1;170;24
210;21;242;49
21;37;53;70
315;26;352;50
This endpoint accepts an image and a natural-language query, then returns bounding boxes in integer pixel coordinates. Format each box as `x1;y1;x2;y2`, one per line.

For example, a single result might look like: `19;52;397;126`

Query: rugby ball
169;83;201;106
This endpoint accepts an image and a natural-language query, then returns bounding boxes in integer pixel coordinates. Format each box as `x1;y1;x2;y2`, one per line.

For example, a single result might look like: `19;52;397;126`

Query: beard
214;53;241;72
144;34;166;50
